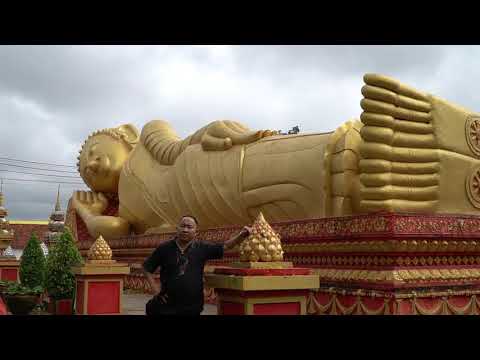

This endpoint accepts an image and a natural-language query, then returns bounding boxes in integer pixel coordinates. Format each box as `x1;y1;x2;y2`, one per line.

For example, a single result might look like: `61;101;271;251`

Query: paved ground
123;292;218;315
1;292;218;315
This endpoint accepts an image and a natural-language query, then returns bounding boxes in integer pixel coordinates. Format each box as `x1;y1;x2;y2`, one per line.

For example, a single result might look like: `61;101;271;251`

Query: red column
73;262;130;315
0;259;20;282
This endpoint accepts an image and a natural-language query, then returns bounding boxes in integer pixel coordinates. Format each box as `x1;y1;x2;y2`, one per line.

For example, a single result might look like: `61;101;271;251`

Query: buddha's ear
116;124;140;145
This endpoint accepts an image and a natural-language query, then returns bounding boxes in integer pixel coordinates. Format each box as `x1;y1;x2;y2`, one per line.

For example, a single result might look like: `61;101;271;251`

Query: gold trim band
205;274;319;291
315;268;480;283
283;239;480;253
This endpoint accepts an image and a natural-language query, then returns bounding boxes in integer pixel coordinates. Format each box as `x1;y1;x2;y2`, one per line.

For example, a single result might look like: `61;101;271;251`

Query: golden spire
0;178;4;208
87;235;113;261
55;185;61;212
45;185;65;248
239;212;284;262
0;179;7;218
0;178;13;251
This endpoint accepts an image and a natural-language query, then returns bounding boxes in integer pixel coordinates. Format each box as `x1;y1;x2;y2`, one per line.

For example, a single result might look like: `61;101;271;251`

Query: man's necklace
176;240;193;254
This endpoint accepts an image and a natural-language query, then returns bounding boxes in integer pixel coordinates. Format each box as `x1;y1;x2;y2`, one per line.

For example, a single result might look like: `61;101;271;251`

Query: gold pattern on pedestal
87;235;113;261
283;239;480;253
68;73;480;240
239;212;284;262
316;268;480;283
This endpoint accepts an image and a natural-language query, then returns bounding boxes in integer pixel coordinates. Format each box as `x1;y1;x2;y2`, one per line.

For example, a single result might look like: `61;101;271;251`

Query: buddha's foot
358;73;480;214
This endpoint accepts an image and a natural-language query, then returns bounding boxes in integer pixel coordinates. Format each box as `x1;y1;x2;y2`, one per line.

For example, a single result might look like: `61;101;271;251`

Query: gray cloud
0;45;478;220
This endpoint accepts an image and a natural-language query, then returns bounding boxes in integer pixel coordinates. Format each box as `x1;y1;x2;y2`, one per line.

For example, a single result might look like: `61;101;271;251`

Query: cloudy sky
0;45;479;220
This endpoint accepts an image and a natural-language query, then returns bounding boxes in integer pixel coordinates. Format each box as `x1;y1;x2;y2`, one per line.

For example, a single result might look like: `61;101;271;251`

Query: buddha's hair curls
77;125;139;173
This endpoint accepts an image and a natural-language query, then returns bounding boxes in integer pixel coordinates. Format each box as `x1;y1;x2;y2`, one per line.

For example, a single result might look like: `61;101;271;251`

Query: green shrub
0;280;11;287
19;233;46;289
4;282;43;296
45;228;83;300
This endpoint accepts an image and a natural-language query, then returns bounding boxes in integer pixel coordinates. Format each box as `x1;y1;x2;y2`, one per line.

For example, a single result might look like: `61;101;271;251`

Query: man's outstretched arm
223;226;252;251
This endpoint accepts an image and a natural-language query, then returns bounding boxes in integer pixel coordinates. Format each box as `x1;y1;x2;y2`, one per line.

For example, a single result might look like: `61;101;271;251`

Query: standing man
143;215;251;315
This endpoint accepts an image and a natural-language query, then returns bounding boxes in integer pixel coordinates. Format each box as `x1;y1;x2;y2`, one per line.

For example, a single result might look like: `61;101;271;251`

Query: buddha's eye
88;143;98;158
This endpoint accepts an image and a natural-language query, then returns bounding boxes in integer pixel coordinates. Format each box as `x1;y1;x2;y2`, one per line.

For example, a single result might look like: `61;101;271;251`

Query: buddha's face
79;134;131;193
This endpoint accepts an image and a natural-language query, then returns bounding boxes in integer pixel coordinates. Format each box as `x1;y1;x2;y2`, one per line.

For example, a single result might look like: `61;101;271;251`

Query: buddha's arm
140;119;277;166
72;191;130;239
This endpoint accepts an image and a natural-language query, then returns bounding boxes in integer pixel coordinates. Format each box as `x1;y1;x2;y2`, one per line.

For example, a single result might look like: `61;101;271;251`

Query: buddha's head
77;124;139;193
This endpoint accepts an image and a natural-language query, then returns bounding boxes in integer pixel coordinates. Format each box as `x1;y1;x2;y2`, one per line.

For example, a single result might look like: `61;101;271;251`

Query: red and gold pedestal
0;257;20;282
298;213;480;315
206;263;319;315
72;261;130;315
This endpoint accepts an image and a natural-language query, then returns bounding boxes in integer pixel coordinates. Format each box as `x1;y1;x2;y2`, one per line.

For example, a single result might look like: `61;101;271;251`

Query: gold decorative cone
87;235;113;260
239;212;284;262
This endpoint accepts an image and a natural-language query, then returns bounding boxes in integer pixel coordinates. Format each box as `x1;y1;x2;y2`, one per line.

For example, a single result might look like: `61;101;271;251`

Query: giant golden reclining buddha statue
71;73;480;240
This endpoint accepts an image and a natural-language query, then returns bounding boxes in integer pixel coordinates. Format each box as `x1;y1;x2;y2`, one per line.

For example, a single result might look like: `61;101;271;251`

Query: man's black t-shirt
143;238;224;313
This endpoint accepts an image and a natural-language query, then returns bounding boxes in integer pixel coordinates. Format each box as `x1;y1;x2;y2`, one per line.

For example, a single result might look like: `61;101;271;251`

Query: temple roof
9;220;49;225
9;223;49;249
0;184;63;249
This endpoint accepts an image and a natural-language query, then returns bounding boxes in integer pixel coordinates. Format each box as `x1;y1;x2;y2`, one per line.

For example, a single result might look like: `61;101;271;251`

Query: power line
3;183;88;189
0;169;81;179
4;182;90;191
2;183;87;189
0;156;76;168
0;162;78;174
0;177;84;185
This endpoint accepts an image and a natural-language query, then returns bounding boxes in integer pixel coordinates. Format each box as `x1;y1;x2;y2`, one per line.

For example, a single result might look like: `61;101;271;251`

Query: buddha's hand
202;120;277;151
72;190;109;216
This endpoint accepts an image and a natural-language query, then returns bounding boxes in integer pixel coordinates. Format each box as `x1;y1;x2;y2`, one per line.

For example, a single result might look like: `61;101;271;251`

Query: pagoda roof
9;220;49;225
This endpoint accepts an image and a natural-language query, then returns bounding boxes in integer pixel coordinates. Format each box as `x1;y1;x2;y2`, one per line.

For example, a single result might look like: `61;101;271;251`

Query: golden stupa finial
239;212;284;262
55;184;61;212
0;178;13;250
87;235;113;261
0;179;8;218
0;178;4;207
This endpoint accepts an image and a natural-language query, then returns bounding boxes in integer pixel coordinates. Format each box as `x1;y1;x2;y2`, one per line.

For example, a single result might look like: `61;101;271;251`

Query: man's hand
155;293;168;305
224;226;252;251
239;226;252;239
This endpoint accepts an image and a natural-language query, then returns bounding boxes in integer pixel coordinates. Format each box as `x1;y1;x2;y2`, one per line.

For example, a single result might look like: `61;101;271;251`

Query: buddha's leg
241;133;331;222
358;74;480;215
